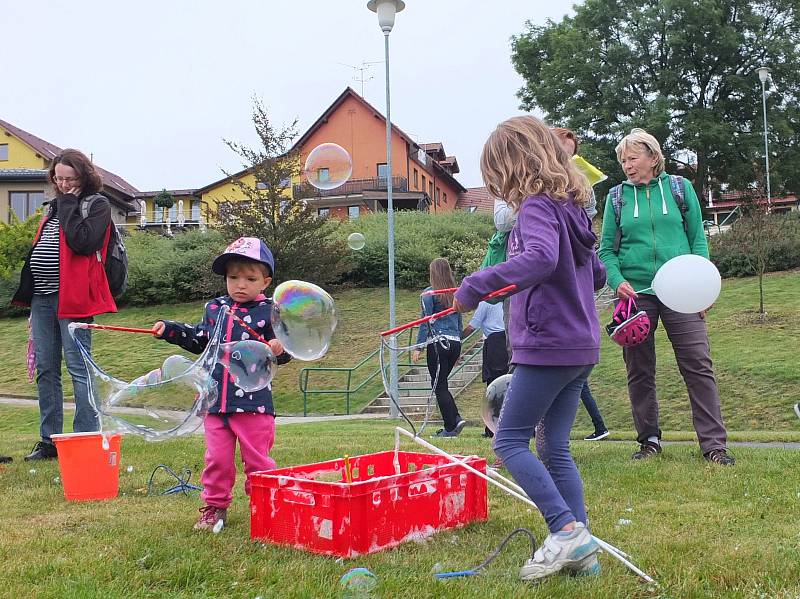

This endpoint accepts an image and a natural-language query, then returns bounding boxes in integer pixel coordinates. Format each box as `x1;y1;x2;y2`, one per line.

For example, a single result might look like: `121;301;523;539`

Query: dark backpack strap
668;175;689;235
79;194;104;220
610;184;624;253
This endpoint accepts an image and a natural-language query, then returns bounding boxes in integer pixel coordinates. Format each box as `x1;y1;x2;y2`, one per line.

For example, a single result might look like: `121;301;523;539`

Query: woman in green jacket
598;128;733;465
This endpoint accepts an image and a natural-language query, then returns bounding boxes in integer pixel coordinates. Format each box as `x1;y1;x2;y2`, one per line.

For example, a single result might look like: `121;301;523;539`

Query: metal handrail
298;327;483;416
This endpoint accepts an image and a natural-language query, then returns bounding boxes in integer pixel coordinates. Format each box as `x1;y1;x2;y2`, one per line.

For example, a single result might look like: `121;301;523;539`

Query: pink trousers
201;412;276;509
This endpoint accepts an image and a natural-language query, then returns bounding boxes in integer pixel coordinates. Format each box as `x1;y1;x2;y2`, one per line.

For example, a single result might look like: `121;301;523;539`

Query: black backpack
81;195;129;297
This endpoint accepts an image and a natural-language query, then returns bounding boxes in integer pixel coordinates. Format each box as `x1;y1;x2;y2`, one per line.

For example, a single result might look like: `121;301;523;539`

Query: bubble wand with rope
379;283;657;584
378;285;517;438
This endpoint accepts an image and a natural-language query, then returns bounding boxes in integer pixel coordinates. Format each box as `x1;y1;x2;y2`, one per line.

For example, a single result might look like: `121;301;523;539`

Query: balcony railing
293;176;408;200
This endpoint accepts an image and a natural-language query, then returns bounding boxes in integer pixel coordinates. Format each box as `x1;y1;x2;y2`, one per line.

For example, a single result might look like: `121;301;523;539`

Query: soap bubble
304;143;352;191
339;568;377;598
218;339;275;393
272;280;337;361
482;373;513;433
68;319;225;441
347;232;365;251
161;355;193;380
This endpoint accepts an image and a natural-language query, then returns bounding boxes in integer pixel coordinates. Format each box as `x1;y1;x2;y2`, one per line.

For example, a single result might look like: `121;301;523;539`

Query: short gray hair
615;128;665;176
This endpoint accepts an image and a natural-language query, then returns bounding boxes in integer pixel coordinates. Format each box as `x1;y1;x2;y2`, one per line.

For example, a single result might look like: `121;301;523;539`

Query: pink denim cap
212;237;275;276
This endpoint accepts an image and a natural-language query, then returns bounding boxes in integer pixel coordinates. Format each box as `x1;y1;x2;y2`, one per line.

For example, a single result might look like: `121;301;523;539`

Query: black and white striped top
30;217;60;295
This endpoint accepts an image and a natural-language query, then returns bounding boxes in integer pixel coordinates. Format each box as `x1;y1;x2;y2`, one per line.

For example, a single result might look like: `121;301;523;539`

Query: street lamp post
756;66;772;211
368;0;404;418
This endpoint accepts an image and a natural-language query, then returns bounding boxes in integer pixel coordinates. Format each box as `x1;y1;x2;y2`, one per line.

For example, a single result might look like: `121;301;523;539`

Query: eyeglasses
54;176;80;183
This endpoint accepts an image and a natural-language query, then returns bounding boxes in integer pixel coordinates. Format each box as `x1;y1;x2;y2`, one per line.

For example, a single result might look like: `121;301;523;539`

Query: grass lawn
1;406;799;598
0;272;799;434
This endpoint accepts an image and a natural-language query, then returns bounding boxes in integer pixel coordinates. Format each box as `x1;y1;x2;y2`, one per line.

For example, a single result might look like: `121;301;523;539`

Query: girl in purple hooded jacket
453;116;607;583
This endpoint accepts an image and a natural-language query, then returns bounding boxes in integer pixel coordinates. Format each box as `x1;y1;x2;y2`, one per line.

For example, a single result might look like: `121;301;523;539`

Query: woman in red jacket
12;149;117;460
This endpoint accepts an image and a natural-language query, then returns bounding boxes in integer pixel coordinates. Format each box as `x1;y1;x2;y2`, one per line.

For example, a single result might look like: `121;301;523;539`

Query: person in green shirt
598;128;733;465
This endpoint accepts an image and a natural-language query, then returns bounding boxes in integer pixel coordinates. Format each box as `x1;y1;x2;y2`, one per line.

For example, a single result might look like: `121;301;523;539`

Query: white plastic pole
395;427;656;585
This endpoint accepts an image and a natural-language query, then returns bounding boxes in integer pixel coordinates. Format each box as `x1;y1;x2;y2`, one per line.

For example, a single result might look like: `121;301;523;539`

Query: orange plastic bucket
51;432;122;501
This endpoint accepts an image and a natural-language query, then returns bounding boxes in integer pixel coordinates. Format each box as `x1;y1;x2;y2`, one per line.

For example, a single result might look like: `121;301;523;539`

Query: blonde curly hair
480;116;590;213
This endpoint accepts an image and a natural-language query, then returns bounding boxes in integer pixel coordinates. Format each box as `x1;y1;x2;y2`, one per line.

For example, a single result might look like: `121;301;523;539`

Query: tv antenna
339;60;384;98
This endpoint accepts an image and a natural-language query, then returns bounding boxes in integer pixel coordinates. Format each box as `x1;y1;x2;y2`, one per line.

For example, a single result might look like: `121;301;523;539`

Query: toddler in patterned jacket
154;237;289;531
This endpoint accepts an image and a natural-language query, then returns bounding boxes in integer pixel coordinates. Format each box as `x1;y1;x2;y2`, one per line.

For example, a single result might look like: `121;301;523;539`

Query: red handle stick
380;284;517;337
78;323;158;335
225;310;268;344
420;287;458;296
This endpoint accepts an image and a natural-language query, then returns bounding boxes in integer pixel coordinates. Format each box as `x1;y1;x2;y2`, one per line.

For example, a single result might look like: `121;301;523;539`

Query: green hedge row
2;208;797;317
710;212;800;277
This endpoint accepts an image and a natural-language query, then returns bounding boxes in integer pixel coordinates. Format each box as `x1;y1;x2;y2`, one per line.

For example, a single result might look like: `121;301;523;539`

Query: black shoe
0;455;11;464
704;449;735;466
631;441;662;460
24;441;58;461
454;419;467;436
584;429;610;441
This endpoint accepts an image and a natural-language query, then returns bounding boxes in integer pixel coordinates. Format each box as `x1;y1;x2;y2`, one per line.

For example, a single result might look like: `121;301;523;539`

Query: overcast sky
3;1;576;192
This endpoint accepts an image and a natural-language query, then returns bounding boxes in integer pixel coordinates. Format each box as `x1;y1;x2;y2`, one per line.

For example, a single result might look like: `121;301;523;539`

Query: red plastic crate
250;450;488;557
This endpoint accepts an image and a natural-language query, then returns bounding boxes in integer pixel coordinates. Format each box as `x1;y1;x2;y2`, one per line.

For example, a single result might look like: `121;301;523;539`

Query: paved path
2;396;799;447
0;396;385;426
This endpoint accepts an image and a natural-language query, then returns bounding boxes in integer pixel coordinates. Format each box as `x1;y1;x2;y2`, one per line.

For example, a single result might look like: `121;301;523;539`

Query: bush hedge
337;210;495;289
710;212;800;277
6;206;795;316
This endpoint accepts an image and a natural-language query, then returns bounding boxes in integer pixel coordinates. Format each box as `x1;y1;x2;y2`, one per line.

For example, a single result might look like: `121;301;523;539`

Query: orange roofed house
290;87;466;219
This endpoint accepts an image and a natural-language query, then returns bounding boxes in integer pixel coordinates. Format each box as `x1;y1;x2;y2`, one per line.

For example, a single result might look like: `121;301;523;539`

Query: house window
9;191;45;222
435;187;441;205
429;181;434;197
169;204;178;221
413;168;418;188
377;163;389;181
348;205;359;220
421;175;427;194
191;200;202;221
0;144;8;161
317;168;330;185
443;192;447;205
318;207;330;219
467;206;477;213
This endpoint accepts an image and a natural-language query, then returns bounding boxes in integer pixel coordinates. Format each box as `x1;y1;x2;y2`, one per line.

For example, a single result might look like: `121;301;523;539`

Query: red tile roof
0;118;139;198
457;186;494;213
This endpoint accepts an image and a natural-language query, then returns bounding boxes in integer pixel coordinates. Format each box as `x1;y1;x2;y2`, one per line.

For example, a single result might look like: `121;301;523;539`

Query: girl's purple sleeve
455;199;559;310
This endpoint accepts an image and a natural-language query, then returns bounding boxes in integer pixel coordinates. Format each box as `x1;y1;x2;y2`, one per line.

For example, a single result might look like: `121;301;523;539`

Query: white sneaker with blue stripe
519;522;599;581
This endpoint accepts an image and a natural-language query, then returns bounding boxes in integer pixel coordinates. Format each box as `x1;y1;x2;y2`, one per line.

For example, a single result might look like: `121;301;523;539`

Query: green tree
153;189;174;209
213;98;347;287
511;0;800;203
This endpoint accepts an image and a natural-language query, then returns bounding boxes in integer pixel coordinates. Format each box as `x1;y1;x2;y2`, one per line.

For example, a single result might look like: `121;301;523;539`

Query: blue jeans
493;364;593;533
30;293;98;442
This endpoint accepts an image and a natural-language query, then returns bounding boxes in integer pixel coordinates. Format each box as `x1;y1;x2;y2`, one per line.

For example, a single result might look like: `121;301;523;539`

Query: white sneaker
564;552;602;577
519;522;599;581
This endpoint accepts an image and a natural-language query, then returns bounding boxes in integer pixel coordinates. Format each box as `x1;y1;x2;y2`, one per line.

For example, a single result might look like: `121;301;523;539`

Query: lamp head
756;66;771;84
367;0;405;33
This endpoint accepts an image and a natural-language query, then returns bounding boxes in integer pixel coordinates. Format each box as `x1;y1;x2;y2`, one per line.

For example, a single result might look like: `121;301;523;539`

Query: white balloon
651;255;721;313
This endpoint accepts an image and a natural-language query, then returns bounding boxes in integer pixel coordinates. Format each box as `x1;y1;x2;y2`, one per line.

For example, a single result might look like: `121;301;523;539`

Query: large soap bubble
218;339;275;393
651;254;721;314
482;373;513;433
304;143;352;190
68;319;226;441
271;280;337;361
